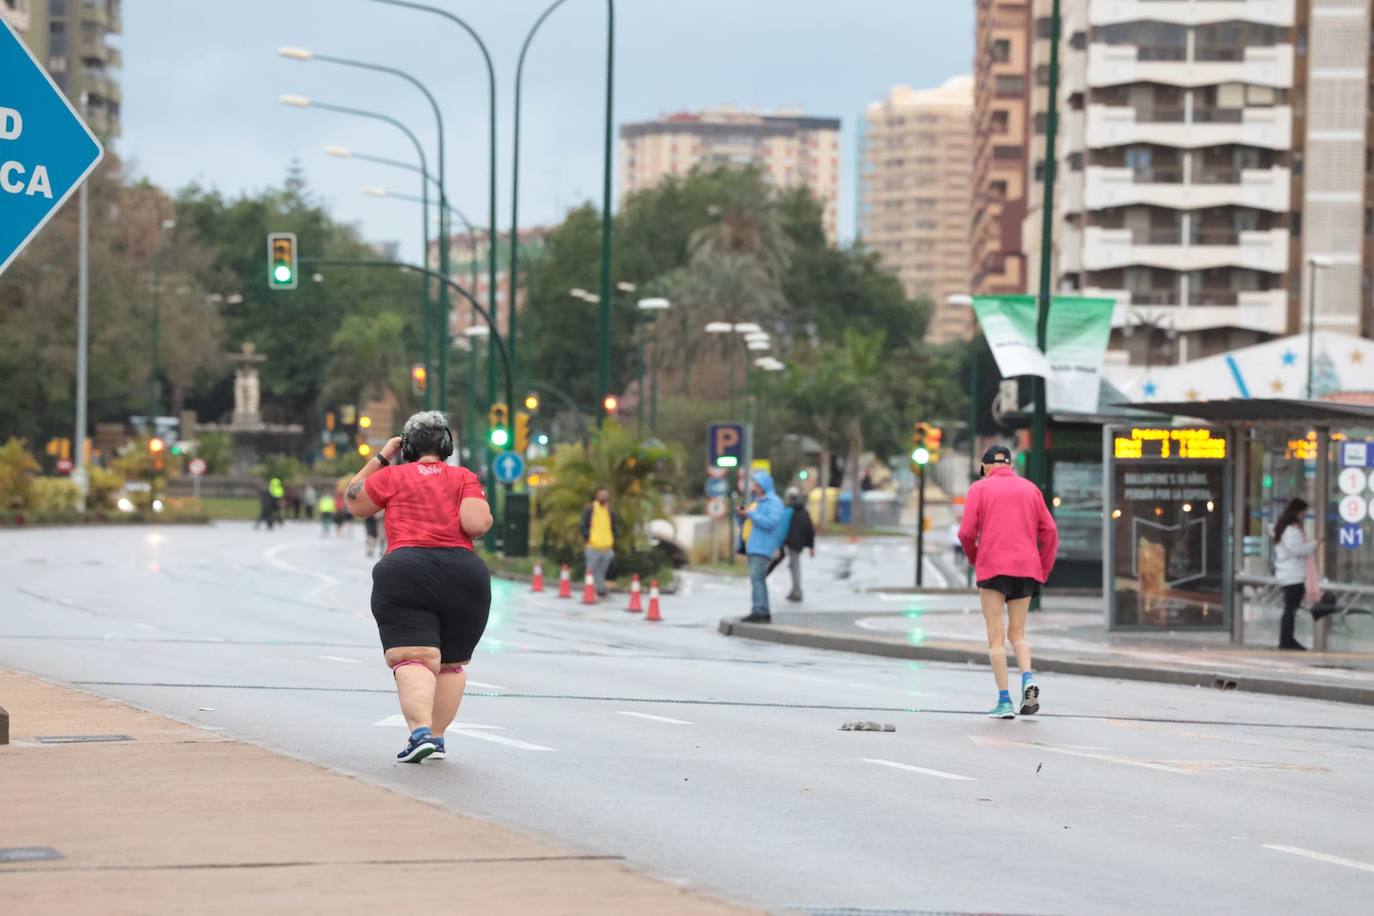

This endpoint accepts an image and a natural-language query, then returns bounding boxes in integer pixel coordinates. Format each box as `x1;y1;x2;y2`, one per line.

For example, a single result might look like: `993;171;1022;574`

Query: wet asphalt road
4;522;1374;914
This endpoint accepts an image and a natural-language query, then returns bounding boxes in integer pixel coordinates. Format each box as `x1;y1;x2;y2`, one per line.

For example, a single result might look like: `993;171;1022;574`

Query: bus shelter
1106;398;1374;650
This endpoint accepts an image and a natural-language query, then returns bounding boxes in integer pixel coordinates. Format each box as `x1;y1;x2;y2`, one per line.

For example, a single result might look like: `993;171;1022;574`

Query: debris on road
839;721;895;732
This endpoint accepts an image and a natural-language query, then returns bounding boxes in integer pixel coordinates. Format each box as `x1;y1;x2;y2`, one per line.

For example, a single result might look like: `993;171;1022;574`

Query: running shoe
1020;678;1041;716
396;727;437;763
430;736;446;760
987;699;1016;719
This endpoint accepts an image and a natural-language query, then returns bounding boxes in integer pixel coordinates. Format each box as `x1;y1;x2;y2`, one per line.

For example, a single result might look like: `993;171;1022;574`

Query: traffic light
488;402;510;449
267;232;298;289
603;394;619;416
411;364;427;396
358;414;373;430
148;436;166;472
910;422;930;467
514;411;532;453
523;393;540;413
357;442;372;457
926;425;943;462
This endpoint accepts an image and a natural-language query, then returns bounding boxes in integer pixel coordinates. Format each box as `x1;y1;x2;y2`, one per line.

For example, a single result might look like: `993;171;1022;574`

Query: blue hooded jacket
744;470;784;557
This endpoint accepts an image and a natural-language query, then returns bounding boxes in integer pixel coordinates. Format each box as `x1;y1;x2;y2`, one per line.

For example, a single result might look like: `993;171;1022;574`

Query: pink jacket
958;466;1059;582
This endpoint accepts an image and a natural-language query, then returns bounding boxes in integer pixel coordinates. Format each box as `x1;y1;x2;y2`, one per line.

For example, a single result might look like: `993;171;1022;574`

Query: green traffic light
273;264;292;283
912;447;930;466
489;427;510;448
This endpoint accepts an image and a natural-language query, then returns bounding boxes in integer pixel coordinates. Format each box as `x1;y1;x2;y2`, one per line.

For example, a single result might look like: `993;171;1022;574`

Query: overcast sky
120;0;973;258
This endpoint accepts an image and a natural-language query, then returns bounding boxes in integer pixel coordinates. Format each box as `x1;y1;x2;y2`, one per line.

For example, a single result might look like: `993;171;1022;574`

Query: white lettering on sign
0;107;20;140
0;161;52;198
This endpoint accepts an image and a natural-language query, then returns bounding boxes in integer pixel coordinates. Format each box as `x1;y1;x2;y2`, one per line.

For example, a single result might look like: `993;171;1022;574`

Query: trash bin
503;492;530;557
836;490;852;525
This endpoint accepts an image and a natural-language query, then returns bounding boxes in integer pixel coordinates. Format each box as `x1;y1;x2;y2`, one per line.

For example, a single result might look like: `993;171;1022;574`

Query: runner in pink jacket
957;446;1059;718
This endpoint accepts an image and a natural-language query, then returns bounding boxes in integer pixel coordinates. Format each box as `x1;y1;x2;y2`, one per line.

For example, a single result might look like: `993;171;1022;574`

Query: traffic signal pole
915;464;927;588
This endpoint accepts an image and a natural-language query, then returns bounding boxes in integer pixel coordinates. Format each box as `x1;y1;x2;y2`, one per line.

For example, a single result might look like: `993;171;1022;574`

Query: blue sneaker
430;736;446;760
396;727;437;763
987;699;1016;719
1020;678;1040;716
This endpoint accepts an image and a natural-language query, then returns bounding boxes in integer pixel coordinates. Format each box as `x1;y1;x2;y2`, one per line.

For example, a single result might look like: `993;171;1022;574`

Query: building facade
4;0;122;137
972;0;1033;297
859;77;975;343
619;107;841;241
431;227;550;338
1024;0;1373;368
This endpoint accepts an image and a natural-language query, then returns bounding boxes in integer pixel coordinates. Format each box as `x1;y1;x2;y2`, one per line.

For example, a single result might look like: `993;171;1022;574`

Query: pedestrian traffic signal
603;394;619;415
514;411;532;453
267;232;298;290
524;393;540;413
411;364;427;396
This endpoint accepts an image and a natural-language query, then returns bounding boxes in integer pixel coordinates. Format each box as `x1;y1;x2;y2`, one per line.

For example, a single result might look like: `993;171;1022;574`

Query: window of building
991;110;1009;133
995;75;1025;96
1070;31;1087;50
1035;17;1054;39
1291;211;1301;238
992;39;1011;62
1033;112;1046;134
1068;152;1083;171
1035;64;1051;87
1033;160;1045;181
993;145;1021;160
1293;151;1303;176
1366;207;1373;239
50;20;64;34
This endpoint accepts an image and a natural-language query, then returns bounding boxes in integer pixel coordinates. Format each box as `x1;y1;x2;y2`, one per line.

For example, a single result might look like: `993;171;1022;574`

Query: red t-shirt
363;461;487;553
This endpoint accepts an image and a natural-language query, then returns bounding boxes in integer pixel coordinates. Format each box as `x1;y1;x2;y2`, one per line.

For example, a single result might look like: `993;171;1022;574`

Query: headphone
401;424;455;463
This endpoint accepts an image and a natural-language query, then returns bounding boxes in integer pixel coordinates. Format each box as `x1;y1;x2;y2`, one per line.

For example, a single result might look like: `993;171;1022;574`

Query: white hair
402;410;450;437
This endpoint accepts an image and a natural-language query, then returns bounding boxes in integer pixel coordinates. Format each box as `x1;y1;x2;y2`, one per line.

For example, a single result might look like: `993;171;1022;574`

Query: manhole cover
0;847;63;863
35;734;133;744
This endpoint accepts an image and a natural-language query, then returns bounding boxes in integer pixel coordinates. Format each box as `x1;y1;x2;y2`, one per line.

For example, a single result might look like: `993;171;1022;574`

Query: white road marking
263;541;349;610
467;680;505;690
863;758;976;781
618;711;694;725
133;622;157;630
319;655;361;664
1264;845;1374;875
451;728;554;752
371;714;501;729
969;735;1195;775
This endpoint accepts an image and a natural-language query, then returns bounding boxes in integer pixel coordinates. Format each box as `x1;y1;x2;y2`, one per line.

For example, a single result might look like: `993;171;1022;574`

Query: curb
718;620;1374;707
0;704;7;745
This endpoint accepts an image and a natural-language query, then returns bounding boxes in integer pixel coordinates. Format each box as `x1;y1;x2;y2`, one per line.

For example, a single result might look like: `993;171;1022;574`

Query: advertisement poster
971;295;1116;414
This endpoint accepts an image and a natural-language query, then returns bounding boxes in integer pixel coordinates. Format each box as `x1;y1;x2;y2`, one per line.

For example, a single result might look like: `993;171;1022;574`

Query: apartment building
620;108;841;241
859;77;975;342
431;227;550;338
972;0;1033;296
4;0;122;137
1025;0;1374;366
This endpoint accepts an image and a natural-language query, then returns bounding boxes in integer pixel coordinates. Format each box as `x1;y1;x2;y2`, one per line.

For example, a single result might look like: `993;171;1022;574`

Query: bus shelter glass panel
1106;426;1229;630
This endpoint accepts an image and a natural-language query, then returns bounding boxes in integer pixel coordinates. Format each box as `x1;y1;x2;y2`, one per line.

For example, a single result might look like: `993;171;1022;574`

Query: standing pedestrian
268;477;285;527
739;471;784;623
365;509;384;558
303;482;318;521
581;488;617;598
343;411;493;763
781;486;815;602
958;446;1058;719
317;491;336;537
254;485;276;531
1272;497;1320;651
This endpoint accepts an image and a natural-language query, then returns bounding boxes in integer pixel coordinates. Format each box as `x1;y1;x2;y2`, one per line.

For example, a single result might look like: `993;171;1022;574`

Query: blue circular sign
705;477;729;498
493;451;526;484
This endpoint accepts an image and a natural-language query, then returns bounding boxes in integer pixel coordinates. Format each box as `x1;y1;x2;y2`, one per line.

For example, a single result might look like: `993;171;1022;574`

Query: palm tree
324;312;410;409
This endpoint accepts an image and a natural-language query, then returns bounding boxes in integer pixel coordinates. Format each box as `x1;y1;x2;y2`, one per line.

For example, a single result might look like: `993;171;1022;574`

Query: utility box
503;492;531;557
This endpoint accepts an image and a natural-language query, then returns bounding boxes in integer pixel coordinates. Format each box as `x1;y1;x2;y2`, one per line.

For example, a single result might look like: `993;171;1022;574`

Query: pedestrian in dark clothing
254;488;277;531
779;487;815;601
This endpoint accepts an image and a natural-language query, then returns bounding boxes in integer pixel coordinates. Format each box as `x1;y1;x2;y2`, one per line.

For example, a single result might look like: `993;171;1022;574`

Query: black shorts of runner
977;575;1041;600
364;516;379;538
371;547;491;664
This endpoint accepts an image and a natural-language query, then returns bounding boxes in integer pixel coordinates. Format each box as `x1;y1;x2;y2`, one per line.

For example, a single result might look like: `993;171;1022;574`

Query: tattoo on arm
346;481;363;501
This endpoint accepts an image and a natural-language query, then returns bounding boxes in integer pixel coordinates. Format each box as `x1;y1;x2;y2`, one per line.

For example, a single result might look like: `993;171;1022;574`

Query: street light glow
637;297;671;311
463;324;490;338
616;281;637;293
733;322;762;334
704;322;733;333
278;46;315;61
279;94;312;108
746;341;770;351
324;145;352;158
570;288;588;299
947;294;974;306
362;186;388;198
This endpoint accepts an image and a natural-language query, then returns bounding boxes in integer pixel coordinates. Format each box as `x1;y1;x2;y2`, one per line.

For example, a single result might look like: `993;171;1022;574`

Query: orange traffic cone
645;580;662;621
531;562;544;592
557;564;572;599
627;574;643;613
582;570;597;604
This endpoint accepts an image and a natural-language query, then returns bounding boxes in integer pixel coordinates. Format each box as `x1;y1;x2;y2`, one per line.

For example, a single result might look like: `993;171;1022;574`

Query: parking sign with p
707;423;746;469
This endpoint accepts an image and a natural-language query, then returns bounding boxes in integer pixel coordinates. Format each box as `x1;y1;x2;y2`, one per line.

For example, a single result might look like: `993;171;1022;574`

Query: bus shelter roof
1111;398;1374;426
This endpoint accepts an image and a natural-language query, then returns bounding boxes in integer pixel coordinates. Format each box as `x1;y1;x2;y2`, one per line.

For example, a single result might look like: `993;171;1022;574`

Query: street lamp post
637;297;671;435
147;217;175;417
1030;0;1062;498
1306;255;1335;397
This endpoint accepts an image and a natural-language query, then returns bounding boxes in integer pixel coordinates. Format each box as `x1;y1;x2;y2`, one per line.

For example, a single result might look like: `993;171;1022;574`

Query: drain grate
35;734;133;744
0;847;63;863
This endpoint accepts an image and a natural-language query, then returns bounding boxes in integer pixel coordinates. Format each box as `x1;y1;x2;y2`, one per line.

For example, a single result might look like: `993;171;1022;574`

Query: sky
119;0;974;260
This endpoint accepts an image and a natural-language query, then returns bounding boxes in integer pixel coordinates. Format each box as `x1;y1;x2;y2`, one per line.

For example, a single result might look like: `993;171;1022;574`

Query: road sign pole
73;181;90;509
915;464;927;588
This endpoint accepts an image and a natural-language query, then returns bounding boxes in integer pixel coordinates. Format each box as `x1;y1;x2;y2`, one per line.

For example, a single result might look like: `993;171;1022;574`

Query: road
5;523;1374;914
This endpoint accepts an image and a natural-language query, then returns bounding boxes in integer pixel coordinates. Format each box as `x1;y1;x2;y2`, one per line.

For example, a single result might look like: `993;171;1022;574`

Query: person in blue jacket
737;470;784;623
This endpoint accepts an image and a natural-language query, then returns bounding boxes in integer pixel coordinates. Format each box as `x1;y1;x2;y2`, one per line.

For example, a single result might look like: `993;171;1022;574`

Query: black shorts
364;516;379;537
371;547;491;663
977;575;1041;600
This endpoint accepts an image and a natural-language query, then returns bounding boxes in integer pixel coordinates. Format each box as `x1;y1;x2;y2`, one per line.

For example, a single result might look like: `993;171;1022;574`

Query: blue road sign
493;450;526;485
1339;524;1365;550
0;18;104;275
707;422;747;469
705;477;729;498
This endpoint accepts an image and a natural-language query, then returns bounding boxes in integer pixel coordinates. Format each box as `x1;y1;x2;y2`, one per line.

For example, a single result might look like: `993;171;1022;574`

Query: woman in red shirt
344;411;493;763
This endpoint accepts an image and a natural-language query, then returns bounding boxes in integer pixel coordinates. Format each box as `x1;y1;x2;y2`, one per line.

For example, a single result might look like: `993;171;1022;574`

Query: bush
86;466;125;509
0;438;40;510
194;431;233;475
31;477;81;512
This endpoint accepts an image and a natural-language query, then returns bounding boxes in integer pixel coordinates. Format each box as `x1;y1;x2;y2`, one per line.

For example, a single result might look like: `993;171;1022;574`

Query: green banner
972;295;1116;414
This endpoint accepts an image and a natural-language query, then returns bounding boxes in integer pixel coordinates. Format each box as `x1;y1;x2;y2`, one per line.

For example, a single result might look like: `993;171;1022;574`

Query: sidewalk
720;603;1374;707
0;669;750;915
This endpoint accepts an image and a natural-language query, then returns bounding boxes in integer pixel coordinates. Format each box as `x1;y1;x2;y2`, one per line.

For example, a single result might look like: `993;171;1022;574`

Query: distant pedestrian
780;486;815;602
581;487;618;598
334;480;352;537
303;483;318;520
1273;497;1321;651
254;486;277;531
949;518;965;566
365;509;385;558
317;492;336;536
342;411;493;764
738;471;784;623
268;477;285;526
958;446;1058;719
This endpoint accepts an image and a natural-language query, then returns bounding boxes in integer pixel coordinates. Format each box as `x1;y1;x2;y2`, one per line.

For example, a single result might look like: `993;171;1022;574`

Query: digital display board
1112;427;1226;461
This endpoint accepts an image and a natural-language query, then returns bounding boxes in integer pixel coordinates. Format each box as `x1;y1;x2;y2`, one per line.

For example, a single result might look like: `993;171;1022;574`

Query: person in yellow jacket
581;488;618;598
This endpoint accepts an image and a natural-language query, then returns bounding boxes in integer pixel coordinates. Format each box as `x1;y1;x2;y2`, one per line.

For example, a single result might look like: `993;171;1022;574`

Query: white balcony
1082;227;1290;273
1081;166;1291;212
1097;289;1288;335
1089;0;1294;28
1060;226;1084;274
1087;44;1293;90
1084;104;1291;151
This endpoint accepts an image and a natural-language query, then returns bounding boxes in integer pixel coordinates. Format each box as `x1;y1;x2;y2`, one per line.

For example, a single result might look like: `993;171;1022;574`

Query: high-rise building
859;77;975;343
4;0;122;137
619;107;841;241
431;227;550;337
972;0;1033;297
1024;0;1374;367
